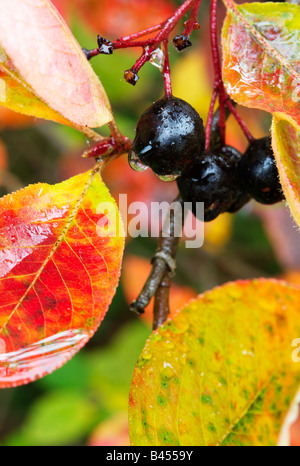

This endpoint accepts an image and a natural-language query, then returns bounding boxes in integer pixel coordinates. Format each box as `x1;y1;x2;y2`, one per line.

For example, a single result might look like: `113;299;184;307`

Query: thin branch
130;196;183;327
153;273;173;330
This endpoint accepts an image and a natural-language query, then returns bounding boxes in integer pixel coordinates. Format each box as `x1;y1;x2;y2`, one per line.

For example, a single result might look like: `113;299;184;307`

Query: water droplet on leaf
0;329;91;387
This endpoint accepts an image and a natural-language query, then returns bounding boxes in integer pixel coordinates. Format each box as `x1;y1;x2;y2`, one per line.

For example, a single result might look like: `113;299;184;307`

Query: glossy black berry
177;152;238;222
129;97;205;178
238;137;284;205
220;146;251;213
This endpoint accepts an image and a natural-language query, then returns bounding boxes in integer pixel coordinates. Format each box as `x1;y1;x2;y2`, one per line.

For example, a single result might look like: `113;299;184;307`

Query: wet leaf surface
271;114;300;228
129;279;300;446
222;2;300;126
0;169;124;387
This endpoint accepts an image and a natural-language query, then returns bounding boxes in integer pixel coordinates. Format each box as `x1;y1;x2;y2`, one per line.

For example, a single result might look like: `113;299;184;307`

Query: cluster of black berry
129;98;284;222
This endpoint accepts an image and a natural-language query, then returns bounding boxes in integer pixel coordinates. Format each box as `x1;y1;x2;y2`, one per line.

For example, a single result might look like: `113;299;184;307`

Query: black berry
129;97;205;179
177;151;238;222
220;146;251;213
238;137;284;205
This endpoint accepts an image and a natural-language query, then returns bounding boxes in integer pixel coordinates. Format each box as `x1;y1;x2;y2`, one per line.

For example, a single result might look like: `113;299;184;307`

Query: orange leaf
0;169;124;387
222;2;300;126
0;0;112;128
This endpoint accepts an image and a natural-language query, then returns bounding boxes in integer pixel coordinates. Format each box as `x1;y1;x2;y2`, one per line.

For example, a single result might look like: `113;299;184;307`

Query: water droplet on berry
128;150;148;172
156;173;179;182
149;47;164;71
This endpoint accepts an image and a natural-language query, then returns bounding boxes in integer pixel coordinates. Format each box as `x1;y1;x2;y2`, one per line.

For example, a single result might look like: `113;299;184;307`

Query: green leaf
5;390;97;446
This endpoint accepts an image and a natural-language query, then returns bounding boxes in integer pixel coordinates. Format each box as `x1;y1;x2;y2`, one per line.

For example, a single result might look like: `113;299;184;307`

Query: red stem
209;0;226;147
205;87;218;151
183;0;202;37
131;0;193;73
163;39;172;99
117;22;166;42
210;0;222;84
207;0;254;149
113;39;156;49
225;97;255;143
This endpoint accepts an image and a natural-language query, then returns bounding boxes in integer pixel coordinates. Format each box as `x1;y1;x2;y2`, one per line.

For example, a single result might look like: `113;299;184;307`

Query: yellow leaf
129;279;300;446
272;113;300;228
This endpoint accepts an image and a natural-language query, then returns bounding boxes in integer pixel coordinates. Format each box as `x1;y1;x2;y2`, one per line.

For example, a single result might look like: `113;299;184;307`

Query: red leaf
0;169;124;387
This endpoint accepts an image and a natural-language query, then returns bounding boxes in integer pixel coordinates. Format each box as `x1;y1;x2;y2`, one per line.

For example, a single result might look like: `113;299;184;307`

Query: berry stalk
206;0;254;150
128;0;193;81
84;0;201;87
163;39;172;99
183;0;202;36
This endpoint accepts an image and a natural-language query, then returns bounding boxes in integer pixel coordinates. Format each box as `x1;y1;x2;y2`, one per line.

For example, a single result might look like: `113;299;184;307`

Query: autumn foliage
0;0;300;447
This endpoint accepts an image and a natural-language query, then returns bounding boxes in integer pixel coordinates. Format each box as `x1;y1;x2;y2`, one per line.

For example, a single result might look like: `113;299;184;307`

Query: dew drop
0;329;92;387
156;173;179;182
128;150;148;172
142;351;152;360
149;47;164;71
163;340;175;350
